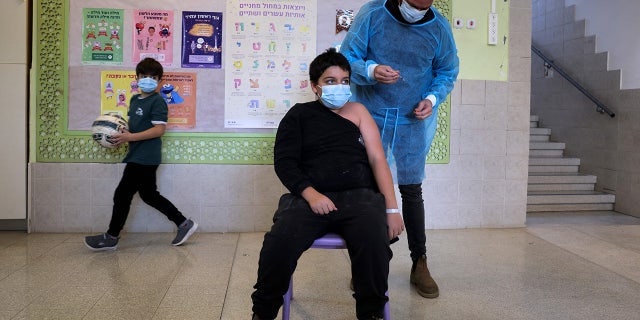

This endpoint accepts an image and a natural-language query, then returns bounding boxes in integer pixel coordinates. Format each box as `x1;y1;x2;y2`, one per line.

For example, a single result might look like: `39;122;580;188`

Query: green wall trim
34;0;451;164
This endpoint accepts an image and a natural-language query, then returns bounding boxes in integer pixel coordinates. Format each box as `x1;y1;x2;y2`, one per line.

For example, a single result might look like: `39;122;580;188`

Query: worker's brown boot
410;255;439;298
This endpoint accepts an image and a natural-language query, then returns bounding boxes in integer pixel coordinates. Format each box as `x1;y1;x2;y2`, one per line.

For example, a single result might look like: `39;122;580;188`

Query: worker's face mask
317;84;352;109
399;1;429;23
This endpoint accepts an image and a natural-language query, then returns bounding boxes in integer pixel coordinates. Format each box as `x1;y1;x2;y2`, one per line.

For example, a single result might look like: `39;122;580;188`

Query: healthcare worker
340;0;459;299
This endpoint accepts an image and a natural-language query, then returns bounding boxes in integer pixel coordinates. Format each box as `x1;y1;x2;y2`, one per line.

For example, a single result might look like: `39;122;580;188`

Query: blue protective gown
340;0;459;184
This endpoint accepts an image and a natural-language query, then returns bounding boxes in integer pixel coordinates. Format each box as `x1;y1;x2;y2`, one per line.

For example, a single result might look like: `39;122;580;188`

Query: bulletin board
33;0;452;164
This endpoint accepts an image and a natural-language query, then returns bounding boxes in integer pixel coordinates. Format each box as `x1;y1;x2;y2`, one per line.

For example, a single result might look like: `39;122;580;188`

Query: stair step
528;157;580;173
530;115;539;122
527;191;615;205
527;203;614;212
528;172;597;184
527;183;595;191
530;135;550;142
530;149;563;157
529;157;580;166
529;165;579;173
530;127;551;135
530;142;566;150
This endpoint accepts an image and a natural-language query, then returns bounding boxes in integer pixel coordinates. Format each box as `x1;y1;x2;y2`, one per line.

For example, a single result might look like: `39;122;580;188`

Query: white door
0;0;28;222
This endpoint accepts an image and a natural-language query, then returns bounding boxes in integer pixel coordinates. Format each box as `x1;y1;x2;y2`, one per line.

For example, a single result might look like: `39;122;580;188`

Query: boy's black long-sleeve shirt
274;100;377;196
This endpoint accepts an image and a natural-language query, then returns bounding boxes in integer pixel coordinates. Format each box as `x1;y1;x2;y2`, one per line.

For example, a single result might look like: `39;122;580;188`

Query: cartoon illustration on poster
100;70;137;118
82;8;124;64
223;0;317;128
159;72;197;129
182;11;223;68
132;9;174;66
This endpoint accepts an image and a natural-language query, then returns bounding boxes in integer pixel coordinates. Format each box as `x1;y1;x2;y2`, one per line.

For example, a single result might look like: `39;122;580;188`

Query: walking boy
85;57;198;251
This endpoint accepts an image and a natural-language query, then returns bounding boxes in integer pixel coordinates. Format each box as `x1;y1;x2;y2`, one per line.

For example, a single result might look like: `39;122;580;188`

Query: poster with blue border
182;11;223;68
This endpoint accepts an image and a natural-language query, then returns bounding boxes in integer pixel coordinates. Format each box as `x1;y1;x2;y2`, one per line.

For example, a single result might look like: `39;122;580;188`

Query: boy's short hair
136;57;163;79
309;48;351;84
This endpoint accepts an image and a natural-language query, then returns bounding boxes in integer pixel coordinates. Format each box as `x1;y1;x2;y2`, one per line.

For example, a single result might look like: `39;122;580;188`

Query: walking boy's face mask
399;0;429;23
138;77;158;93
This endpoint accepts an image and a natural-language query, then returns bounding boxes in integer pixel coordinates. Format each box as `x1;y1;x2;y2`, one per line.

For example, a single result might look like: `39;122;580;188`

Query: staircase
527;115;615;212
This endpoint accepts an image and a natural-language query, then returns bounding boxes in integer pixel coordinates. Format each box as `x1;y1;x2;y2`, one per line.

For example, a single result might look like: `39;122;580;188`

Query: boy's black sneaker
172;219;198;246
85;233;119;251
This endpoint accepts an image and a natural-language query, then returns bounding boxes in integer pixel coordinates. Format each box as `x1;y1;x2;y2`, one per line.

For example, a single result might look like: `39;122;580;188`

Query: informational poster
160;72;197;129
182;11;223;69
100;71;196;128
100;70;137;118
81;8;124;65
132;9;174;66
224;0;317;128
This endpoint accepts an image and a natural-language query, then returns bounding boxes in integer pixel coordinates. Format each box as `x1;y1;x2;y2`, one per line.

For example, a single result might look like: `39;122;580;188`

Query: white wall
0;0;27;222
29;0;532;232
564;0;640;90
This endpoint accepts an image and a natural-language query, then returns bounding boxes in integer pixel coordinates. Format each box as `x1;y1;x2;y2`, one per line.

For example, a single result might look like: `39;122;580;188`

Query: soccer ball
91;114;128;148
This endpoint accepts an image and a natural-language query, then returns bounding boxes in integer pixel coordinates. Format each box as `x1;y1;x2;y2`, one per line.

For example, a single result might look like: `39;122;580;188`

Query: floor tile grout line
219;232;242;320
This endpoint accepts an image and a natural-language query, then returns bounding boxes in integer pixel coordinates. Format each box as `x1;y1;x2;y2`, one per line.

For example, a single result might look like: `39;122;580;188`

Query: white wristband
386;208;400;214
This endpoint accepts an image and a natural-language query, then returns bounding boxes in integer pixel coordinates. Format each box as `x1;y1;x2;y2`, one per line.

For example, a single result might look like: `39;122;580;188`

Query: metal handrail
531;44;615;118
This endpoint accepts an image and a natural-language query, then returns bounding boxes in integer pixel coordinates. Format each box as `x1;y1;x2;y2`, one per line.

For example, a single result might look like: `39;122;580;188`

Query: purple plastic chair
281;233;391;320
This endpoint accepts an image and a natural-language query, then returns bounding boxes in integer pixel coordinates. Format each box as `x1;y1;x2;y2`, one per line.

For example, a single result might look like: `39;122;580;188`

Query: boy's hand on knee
387;213;404;240
301;187;337;215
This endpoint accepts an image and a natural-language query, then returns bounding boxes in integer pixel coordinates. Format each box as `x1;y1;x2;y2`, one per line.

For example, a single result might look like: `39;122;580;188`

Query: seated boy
251;48;404;320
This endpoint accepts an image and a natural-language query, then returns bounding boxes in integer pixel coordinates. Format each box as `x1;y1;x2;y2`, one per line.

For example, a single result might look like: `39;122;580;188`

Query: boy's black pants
108;163;186;237
251;188;391;319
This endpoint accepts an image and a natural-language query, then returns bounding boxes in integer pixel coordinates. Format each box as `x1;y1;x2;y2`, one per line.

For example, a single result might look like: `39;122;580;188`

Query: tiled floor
2;211;640;319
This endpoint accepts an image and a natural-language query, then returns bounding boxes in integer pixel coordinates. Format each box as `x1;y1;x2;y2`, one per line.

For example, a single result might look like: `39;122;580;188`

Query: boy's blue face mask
138;77;158;93
317;84;352;109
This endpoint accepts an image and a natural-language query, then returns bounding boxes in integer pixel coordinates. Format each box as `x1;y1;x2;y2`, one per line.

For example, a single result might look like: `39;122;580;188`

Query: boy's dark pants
108;163;186;237
251;188;391;319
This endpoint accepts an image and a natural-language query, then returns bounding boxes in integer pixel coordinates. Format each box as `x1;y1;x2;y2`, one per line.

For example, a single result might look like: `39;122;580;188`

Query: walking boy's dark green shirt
123;92;167;165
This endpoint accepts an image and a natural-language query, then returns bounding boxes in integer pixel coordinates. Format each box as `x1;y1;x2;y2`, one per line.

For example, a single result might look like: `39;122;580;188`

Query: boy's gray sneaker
85;233;119;251
172;219;198;246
